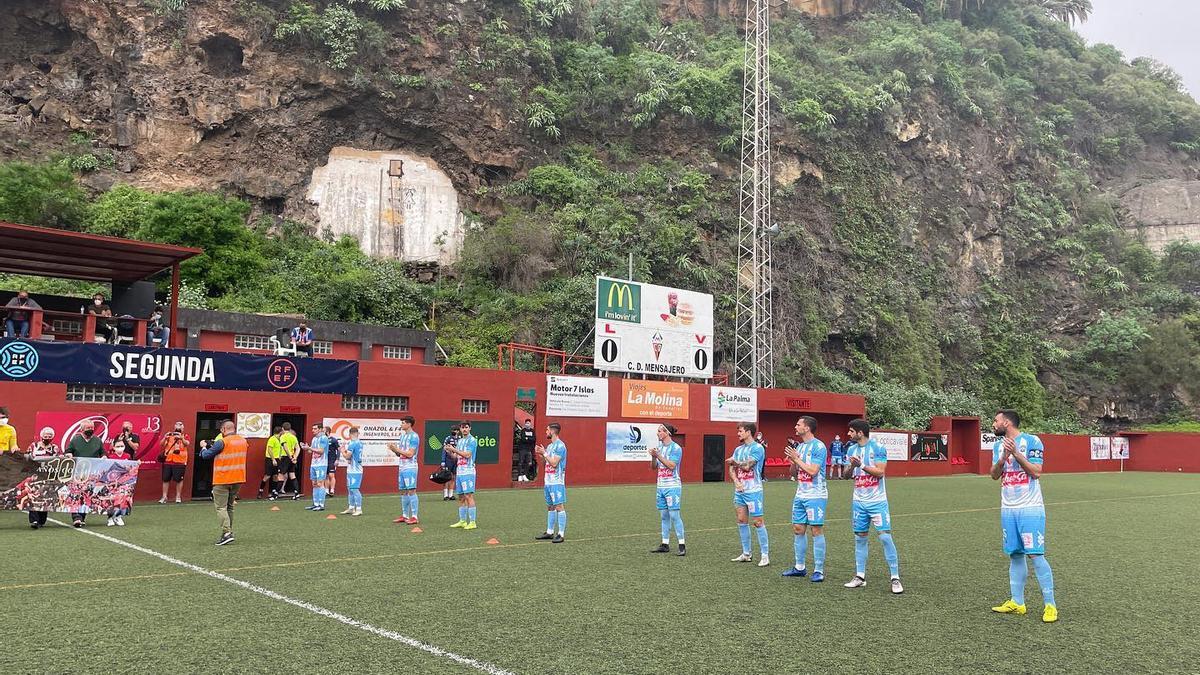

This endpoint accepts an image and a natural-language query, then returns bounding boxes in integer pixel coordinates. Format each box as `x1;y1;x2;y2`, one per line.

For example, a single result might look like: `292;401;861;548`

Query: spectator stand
0;222;200;346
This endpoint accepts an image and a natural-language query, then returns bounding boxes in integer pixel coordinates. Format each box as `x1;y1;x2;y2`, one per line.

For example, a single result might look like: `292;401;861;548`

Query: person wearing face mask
5;290;41;338
515;419;535;482
114;421;141;461
25;427;62;529
988;409;1057;623
104;440;133;526
66;420;105;527
0;407;16;453
146;306;170;347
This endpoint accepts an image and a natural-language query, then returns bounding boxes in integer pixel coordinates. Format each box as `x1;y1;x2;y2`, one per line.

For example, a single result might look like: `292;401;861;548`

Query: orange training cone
270;506;281;511
326;514;337;520
486;537;500;545
410;526;423;533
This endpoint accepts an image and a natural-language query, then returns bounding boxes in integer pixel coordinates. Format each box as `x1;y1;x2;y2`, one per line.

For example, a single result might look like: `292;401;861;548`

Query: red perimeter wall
4;361;1198;505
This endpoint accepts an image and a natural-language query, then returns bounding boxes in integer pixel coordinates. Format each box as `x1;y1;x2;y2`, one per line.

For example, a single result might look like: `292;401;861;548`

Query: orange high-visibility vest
212;434;247;485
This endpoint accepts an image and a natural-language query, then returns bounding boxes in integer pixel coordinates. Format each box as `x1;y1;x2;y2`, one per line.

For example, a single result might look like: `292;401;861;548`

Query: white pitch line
49;519;514;675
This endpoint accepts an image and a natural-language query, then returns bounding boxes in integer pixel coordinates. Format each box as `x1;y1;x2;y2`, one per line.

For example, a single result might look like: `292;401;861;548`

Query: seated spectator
291;321;314;357
95;308;119;344
4;290;41;338
147;306;170;347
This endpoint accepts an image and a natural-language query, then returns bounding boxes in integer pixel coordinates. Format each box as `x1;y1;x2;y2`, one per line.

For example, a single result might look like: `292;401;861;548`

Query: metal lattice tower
733;0;775;388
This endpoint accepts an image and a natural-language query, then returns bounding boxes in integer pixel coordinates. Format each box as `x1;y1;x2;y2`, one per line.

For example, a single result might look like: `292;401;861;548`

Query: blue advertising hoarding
0;339;359;394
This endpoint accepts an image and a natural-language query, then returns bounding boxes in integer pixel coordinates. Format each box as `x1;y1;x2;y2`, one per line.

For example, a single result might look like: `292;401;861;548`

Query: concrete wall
306;147;464;264
1119;178;1200;252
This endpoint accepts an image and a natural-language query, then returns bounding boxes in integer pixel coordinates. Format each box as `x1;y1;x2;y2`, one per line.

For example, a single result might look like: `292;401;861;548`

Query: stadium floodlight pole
733;0;775;389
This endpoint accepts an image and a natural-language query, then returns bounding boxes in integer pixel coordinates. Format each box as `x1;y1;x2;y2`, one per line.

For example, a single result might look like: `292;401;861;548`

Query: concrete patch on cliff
1119;178;1200;252
307;147;464;264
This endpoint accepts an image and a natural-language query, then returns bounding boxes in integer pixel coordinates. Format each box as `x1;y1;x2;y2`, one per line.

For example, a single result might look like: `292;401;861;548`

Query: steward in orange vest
200;420;247;545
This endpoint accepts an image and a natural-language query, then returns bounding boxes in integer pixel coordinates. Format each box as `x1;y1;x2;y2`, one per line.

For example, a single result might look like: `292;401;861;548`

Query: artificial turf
1;472;1198;674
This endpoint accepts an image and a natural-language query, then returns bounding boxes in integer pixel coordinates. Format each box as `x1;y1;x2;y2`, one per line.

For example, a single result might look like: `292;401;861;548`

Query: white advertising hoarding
604;422;659;462
710;386;757;422
1112;437;1130;459
981;432;1001;451
546;375;609;417
874;431;910;462
593;276;714;379
1090;436;1112;460
323;417;408;467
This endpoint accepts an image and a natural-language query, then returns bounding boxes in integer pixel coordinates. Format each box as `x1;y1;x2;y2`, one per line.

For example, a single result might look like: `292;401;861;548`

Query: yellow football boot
991;600;1027;615
1043;605;1058;623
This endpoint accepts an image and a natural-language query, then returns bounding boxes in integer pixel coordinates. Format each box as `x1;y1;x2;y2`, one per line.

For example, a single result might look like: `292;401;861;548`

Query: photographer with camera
158;421;190;504
440;426;459;501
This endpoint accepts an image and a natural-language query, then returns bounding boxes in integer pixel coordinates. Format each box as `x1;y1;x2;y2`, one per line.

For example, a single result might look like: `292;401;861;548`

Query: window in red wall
462;399;490;414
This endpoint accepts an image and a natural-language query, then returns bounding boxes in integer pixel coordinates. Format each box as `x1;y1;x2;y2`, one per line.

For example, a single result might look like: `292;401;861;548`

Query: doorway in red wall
703;435;726;481
190;413;228;500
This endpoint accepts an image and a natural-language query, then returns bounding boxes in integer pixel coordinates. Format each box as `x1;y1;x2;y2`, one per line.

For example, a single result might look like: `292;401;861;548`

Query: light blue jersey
655;441;683;511
310;434;330;480
456;435;478;476
396;430;420;471
848;438;888;504
732;441;765;493
655;442;683;489
543;439;567;485
992;433;1045;509
793;439;828;499
346;439;364;489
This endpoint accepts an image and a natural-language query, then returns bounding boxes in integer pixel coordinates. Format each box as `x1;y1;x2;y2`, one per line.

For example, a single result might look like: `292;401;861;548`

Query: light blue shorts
398;468;418;491
852;500;891;533
310;465;328;481
544;484;566;506
455;474;476;495
792;496;827;526
656;487;682;511
1001;507;1046;555
733;490;764;518
346;471;363;490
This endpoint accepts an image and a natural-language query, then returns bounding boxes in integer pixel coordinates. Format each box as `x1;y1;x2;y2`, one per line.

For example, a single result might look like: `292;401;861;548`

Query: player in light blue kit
783;415;828;581
304;424;330;512
841;418;903;594
989;409;1057;623
387;416;421;525
728;422;769;567
340;426;365;516
446;421;479;530
649;424;685;556
534;423;568;543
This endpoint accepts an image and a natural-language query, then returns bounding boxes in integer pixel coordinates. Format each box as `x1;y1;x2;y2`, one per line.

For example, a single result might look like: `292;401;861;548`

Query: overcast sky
1073;0;1199;100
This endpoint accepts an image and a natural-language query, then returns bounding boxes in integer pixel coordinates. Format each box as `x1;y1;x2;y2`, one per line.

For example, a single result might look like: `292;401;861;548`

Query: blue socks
812;534;825;573
794;533;809;569
549;511;559;534
879;532;899;578
669;510;685;543
1032;555;1055;606
313;487;326;507
854;535;869;575
1010;554;1028;605
755;524;769;557
660;509;671;542
738;523;752;554
557;511;567;535
458;505;467;522
468;506;477;523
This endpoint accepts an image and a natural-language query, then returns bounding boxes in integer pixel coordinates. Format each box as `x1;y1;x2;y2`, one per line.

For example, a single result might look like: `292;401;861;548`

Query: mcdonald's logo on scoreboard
596;277;642;323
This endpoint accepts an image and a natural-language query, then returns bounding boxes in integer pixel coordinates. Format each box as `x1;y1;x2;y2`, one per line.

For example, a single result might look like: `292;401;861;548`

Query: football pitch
2;472;1198;674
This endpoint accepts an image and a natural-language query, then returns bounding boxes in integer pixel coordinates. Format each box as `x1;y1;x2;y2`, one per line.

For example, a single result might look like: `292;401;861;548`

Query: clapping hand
848;454;862;467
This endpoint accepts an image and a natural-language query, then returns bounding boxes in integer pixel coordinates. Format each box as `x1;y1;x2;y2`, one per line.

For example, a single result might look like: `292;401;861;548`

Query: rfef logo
267;358;299;389
0;341;39;378
596;277;641;323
